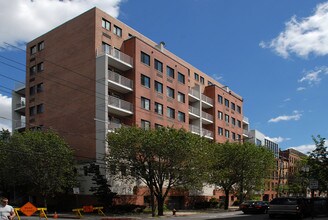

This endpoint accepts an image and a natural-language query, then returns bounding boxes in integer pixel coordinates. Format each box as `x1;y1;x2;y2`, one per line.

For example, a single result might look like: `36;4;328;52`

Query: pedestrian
0;197;15;220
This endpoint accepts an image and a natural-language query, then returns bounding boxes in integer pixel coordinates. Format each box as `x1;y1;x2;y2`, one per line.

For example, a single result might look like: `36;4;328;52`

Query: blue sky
1;0;328;153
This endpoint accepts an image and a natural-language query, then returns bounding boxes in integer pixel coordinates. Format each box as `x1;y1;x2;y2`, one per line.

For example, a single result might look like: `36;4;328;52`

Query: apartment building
12;7;248;206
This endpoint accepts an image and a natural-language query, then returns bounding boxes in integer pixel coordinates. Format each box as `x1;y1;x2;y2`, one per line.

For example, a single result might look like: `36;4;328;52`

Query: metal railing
108;96;133;112
202;111;213;122
243;116;249;123
202;128;213;138
188;88;200;98
98;46;133;67
108;121;122;131
189;106;200;116
189;125;201;135
108;71;133;89
201;94;213;105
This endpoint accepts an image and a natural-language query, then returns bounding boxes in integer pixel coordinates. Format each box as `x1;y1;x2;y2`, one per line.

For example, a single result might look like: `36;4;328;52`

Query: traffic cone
54;212;58;219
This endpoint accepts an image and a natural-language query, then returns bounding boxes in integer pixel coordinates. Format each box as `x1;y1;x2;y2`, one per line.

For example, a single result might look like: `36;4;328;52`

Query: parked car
239;200;269;214
268;197;311;219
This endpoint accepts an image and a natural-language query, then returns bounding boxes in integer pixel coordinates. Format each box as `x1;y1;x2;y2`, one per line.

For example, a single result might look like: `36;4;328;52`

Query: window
141;51;150;66
37;62;44;72
200;76;205;84
237;105;241;113
237;134;241;141
166;66;174;78
177;92;185;103
114;25;122;37
232;132;236;141
154;102;163;115
141;97;150;110
225;114;229;123
102;42;111;53
231;117;236;126
224;98;229;108
38;41;44;51
166;87;175;99
30;45;36;55
218;95;223;104
155;124;163;129
37;104;44;114
218;111;223;120
178;72;185;84
141;120;150;130
154;81;163;93
30;65;36;75
167;107;175;119
154;59;163;72
208;81;213;86
29;106;36;116
218;127;223;136
141;74;150;88
237;120;241;128
102;18;111;30
225;130;230;138
37;83;44;93
231;102;236;111
30;86;35;96
178;111;185;122
256;139;262;146
194;73;199;81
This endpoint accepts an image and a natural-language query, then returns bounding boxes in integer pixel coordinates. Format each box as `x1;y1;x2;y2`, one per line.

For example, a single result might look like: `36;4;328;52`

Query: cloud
283;98;291;102
267;136;291;143
260;2;328;58
0;0;122;48
289;145;316;155
298;66;328;85
268;110;302;123
297;87;306;91
0;94;12;131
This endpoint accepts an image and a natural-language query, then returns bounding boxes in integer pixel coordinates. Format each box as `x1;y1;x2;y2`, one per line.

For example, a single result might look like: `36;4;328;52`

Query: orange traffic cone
54;212;58;219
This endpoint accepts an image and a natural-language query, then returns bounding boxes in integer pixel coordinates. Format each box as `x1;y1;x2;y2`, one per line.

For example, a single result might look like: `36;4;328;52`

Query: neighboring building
11;7;248;207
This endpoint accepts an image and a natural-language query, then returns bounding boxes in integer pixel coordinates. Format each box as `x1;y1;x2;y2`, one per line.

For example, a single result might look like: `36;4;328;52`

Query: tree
5;130;77;207
208;142;274;209
106;126;212;216
89;164;117;209
307;135;328;194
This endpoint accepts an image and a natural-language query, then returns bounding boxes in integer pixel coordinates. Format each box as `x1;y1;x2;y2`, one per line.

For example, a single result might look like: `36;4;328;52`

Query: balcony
97;46;133;71
189;106;200;119
108;96;133;116
189;124;201;135
108;70;133;93
243;129;249;137
201;94;213;108
188;88;200;102
243;116;249;124
14;100;26;115
108;121;122;132
201;111;213;124
202;128;213;140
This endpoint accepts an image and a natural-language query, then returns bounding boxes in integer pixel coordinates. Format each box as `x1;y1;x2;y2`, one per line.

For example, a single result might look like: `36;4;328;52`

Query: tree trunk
224;189;229;210
150;188;155;217
157;195;165;216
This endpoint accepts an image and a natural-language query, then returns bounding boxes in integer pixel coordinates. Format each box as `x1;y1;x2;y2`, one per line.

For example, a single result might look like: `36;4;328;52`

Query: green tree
208;142;274;209
307;135;328;194
7;130;77;207
106;126;211;216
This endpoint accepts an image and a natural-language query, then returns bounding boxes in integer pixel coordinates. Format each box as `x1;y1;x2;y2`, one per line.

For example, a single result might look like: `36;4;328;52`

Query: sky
1;0;328;154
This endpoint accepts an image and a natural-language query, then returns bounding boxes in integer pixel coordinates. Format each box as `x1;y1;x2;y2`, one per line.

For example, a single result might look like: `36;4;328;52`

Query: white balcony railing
243;116;249;124
202;111;213;122
189;106;200;116
108;96;133;112
108;70;133;89
189;125;201;135
201;94;213;105
188;88;200;98
202;128;213;139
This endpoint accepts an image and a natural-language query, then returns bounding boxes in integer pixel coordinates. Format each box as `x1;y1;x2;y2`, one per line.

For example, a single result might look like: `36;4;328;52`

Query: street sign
20;202;38;216
73;187;80;194
309;179;318;190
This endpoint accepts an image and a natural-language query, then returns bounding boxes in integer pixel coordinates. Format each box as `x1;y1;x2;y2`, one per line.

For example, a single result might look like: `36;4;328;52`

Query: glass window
224;98;229;108
218;127;223;136
225;130;230;138
178;111;185;122
238;134;241;141
166;66;174;78
102;42;111;53
154;81;163;93
177;92;185;103
218;95;223;104
166;86;175;99
231;117;236;125
237;120;241;128
155;102;163;115
29;106;36;116
154;59;163;72
114;25;122;37
141;120;150;130
141;97;150;110
167;107;175;119
155;124;163;129
218;111;223;120
37;104;44;114
232;132;236;140
208;81;213;86
200;76;204;84
141;74;150;88
37;62;44;72
178;72;185;84
102;18;111;30
37;83;44;93
194;73;199;81
231;102;236;111
38;41;44;51
30;45;36;55
30;86;35;96
237;105;241;113
30;65;36;75
256;139;262;146
225;114;229;123
141;51;150;66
